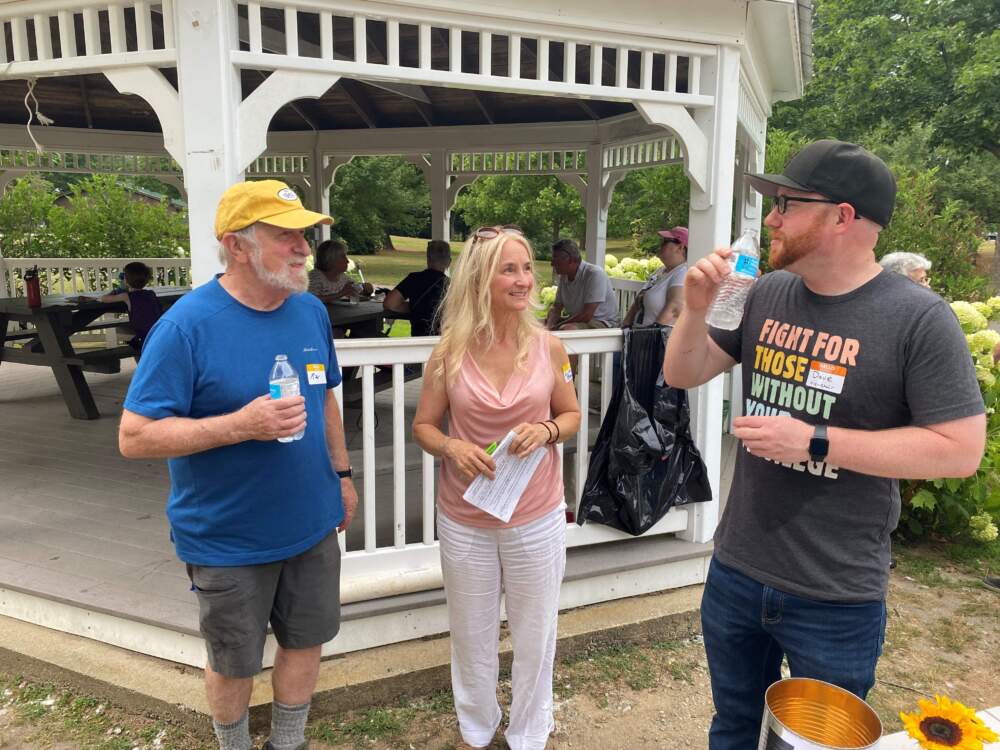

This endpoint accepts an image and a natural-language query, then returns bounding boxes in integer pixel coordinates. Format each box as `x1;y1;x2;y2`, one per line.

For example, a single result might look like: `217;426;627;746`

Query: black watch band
336;467;353;479
808;425;829;463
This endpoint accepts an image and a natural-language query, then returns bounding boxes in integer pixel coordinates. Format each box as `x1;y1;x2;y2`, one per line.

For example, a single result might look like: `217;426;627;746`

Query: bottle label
734;254;759;278
269;379;299;399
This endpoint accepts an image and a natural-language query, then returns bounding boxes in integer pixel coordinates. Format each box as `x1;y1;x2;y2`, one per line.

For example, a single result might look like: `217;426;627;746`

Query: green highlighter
485;441;498;456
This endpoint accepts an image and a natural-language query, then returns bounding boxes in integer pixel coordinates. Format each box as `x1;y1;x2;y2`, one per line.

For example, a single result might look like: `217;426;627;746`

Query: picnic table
0;286;188;420
324;298;385;338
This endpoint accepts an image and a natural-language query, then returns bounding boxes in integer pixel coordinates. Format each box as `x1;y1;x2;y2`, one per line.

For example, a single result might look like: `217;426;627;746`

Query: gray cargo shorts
186;530;341;678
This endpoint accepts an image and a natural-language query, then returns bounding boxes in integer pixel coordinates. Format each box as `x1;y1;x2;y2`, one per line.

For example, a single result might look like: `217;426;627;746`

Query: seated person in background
879;251;931;287
545;238;620;330
308;239;374;302
622;226;689;327
70;261;163;357
383;239;451;336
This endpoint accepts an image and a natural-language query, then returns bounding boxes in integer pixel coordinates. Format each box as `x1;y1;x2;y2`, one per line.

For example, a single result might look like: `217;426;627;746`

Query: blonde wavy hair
433;228;542;383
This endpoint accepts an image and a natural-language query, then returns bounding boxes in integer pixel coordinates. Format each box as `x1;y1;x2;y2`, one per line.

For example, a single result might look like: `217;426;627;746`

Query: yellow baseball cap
214;179;333;239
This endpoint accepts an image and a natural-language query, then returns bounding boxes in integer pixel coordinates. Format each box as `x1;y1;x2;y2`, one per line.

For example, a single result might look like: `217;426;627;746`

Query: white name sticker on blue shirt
306;363;327;385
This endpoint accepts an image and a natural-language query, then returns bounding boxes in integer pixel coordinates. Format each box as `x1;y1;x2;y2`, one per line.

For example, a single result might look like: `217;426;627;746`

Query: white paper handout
463;430;546;523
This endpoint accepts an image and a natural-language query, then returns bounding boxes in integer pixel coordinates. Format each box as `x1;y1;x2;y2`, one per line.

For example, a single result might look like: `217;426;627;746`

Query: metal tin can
758;678;882;749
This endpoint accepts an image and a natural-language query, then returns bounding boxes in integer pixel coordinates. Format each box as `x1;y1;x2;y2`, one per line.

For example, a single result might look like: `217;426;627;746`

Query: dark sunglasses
473;224;525;241
774;195;859;217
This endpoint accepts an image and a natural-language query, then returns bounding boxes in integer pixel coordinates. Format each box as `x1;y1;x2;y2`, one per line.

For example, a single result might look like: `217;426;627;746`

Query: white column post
429;149;450;242
583;143;607;265
680;44;741;543
174;0;243;286
311;141;330;243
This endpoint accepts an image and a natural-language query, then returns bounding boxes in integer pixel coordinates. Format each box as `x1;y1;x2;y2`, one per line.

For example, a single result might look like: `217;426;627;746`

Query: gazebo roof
0;72;635;134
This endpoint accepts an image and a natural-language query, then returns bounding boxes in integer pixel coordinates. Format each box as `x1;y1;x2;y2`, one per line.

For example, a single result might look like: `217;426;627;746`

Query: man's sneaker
262;743;308;750
983;576;1000;593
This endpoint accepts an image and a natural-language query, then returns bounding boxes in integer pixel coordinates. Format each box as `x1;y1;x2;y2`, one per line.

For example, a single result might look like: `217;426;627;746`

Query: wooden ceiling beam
79;77;94;129
472;92;495;124
576;100;600;120
413;91;436;127
339;79;380;129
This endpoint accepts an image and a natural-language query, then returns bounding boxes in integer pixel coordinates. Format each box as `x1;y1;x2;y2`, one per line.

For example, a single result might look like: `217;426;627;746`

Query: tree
49;175;189;258
0;175;59;257
0;174;188;259
328;156;430;254
453;175;584;257
772;0;999;159
607;165;690;253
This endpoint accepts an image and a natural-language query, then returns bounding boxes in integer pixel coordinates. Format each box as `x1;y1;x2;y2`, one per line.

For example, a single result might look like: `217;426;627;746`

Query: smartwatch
808;425;829;463
336;467;353;479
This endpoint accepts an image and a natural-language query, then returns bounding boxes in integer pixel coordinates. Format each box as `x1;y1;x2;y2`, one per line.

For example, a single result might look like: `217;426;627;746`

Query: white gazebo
0;0;809;668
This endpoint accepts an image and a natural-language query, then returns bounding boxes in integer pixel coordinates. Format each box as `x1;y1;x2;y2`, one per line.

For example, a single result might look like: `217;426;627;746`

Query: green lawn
356;235;636;288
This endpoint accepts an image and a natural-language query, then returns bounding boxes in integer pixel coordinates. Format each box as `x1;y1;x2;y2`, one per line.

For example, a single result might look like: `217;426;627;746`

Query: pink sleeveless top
438;330;565;528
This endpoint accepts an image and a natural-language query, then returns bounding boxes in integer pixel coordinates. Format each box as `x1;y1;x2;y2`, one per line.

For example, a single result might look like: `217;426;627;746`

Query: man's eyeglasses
774;195;844;214
473;224;525;241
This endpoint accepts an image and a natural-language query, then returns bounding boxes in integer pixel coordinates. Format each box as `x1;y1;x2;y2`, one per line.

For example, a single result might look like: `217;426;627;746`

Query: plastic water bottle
268;354;304;442
705;229;761;330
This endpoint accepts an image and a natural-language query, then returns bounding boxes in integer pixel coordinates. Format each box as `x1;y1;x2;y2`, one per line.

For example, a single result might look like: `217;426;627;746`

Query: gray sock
268;700;310;750
213;711;251;750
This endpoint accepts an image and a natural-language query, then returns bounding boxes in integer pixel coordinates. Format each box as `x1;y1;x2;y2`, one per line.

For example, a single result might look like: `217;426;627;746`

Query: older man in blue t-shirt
119;180;358;750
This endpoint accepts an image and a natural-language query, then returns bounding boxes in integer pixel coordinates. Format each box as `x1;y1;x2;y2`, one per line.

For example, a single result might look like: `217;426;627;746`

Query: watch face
809;437;829;461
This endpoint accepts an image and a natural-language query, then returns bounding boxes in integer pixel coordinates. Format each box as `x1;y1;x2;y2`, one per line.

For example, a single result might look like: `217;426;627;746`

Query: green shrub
898;299;1000;543
0;174;188;259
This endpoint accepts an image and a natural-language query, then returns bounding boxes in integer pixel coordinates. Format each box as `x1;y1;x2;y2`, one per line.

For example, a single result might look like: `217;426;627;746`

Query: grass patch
893;548;961;588
928;617;975;654
0;671;200;750
943;539;1000;576
307;693;454;749
560;642;659;692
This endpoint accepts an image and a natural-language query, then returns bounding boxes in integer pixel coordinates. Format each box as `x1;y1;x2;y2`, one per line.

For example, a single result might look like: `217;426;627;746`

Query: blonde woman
413;226;581;750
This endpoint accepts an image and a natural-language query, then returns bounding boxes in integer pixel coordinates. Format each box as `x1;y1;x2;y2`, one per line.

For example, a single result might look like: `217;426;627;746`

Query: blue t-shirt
124;277;344;566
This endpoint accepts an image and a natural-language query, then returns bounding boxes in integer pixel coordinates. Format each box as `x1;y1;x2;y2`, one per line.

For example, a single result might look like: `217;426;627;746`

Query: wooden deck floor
0;360;736;639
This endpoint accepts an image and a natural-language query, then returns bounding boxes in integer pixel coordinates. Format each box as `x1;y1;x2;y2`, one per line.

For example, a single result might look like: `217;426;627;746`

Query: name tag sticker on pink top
562;362;573;382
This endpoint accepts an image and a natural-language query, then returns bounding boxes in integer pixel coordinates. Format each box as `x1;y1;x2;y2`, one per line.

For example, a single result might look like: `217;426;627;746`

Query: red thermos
25;266;41;307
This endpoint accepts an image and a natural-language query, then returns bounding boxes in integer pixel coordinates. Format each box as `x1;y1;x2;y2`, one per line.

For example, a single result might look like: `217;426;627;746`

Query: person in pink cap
622;226;689;327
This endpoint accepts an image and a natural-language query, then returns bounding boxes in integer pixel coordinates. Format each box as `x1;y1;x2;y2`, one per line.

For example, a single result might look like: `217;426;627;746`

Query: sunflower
899;695;999;749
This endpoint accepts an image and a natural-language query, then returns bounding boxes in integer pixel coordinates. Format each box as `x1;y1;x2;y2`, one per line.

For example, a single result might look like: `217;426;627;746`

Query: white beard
248;243;308;293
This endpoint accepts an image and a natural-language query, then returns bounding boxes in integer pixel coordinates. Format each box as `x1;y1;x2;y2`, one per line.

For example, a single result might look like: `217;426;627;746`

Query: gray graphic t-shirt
710;270;983;602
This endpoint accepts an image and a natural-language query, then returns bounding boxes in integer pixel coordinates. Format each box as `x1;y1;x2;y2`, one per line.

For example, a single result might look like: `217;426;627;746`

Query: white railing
246;154;312;177
233;2;716;108
331;330;693;602
0;149;182;177
603;135;683;173
448;149;587;176
610;277;645;321
0;1;177;77
0;256;191;297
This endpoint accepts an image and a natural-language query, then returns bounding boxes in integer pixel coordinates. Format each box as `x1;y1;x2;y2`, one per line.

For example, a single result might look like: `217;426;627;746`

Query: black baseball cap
746;139;897;228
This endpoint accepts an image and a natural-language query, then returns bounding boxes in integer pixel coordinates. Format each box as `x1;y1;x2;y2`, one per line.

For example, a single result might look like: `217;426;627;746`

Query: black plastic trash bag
577;325;712;536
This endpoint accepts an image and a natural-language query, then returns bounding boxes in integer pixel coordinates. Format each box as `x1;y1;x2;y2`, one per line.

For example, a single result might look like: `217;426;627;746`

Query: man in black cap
662;140;986;749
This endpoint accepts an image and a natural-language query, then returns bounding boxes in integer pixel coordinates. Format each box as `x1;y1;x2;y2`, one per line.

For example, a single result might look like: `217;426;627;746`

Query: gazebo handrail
0;256;190;296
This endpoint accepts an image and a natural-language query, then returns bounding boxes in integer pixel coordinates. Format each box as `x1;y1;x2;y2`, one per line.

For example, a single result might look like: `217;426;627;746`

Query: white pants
437;508;567;750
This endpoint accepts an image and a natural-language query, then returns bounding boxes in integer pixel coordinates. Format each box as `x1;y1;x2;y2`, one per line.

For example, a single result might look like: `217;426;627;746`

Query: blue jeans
700;557;887;750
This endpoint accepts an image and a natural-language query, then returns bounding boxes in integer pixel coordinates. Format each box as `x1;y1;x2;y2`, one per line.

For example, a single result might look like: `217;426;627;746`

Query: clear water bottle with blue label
268;354;304;443
705;229;760;330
